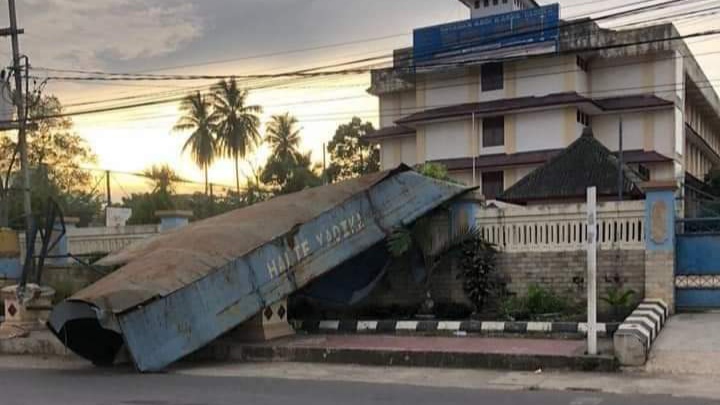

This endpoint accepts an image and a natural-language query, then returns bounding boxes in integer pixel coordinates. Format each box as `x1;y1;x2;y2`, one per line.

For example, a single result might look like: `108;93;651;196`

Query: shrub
456;237;505;315
601;286;636;321
500;284;578;321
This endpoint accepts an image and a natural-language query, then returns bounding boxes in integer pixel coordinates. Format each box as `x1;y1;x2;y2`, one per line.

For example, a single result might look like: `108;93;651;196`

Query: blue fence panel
676;234;720;275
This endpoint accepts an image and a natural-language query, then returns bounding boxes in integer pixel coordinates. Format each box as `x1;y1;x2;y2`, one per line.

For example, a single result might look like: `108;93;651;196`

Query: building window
493;0;499;5
576;110;590;126
484;0;489;6
576;56;589;72
637;165;651;181
475;0;481;8
482;171;504;199
483;116;505;147
481;62;504;91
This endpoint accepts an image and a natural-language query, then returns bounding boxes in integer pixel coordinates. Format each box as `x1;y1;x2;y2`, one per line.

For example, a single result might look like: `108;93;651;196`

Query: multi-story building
366;0;720;207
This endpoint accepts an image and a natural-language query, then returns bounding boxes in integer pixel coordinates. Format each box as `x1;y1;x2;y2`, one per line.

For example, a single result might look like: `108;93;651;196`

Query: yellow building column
564;108;577;145
416;128;427;164
505;115;516;154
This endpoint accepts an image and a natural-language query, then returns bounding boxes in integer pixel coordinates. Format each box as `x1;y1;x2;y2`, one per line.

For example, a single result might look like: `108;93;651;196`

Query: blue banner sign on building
413;3;560;63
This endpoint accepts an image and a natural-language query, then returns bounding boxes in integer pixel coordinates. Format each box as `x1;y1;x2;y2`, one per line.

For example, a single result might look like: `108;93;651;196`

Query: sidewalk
199;333;616;372
646;312;720;375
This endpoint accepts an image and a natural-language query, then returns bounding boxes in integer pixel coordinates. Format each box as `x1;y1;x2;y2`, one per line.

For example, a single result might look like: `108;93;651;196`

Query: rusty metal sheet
47;165;471;372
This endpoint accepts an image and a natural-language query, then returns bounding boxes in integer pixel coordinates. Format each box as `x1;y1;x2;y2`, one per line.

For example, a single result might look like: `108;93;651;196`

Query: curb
613;299;669;366
200;340;618;372
292;320;620;338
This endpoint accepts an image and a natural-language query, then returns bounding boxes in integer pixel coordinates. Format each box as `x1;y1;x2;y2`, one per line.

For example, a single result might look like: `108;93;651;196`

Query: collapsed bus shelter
47;166;473;372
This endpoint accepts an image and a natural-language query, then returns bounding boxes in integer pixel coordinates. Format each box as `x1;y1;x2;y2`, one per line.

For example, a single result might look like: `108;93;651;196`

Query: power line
17;29;720;124
59;45;720;118
71;75;720;129
31;0;695;82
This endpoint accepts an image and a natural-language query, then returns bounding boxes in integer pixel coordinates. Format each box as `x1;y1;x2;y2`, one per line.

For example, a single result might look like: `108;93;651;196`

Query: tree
326;117;379;182
266;113;302;162
211;79;263;195
173;92;217;195
0;95;100;227
142;164;182;195
262;113;307;189
277;153;322;195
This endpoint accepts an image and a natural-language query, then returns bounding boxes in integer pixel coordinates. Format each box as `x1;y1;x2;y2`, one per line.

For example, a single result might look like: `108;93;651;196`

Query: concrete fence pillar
642;181;677;313
155;210;193;232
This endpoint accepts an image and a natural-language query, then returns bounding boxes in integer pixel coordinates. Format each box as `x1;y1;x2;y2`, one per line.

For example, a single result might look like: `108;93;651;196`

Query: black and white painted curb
292;319;619;338
613;299;669;367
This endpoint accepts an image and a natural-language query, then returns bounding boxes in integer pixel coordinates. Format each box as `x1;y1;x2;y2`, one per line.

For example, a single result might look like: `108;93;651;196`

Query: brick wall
356;248;645;312
500;250;645;302
645;250;674;309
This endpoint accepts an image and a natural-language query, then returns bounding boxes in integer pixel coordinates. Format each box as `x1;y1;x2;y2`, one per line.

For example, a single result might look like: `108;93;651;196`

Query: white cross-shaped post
587;186;598;355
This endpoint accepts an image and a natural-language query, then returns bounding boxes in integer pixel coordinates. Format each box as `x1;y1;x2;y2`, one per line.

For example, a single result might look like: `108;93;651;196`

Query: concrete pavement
645;312;720;375
0;361;716;405
2;356;720;402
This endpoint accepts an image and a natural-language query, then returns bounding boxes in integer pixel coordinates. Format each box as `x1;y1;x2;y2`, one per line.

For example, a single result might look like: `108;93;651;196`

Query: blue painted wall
0;258;21;279
644;189;675;252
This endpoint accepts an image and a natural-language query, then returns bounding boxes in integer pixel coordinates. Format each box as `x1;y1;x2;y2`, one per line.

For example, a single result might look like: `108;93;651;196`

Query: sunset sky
2;0;719;198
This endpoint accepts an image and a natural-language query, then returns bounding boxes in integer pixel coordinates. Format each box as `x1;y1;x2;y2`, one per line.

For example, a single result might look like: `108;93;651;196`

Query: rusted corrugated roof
84;168;407;314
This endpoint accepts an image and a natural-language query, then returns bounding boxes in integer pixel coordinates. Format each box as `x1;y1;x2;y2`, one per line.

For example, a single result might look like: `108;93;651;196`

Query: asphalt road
0;367;716;405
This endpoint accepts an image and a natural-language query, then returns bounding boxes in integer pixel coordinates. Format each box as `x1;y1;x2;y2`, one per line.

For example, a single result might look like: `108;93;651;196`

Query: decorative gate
676;218;720;309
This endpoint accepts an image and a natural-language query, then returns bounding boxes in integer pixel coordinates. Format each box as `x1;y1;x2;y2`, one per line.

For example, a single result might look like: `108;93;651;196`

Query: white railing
18;225;159;260
477;201;646;252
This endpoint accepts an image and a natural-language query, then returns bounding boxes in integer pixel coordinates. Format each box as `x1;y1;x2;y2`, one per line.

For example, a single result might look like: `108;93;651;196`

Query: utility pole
618;115;624;201
322;142;327;185
105;170;112;206
4;0;30;235
209;183;214;215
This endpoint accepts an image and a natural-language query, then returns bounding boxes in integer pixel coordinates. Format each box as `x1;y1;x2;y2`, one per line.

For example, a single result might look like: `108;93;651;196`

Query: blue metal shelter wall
116;172;467;371
413;4;560;63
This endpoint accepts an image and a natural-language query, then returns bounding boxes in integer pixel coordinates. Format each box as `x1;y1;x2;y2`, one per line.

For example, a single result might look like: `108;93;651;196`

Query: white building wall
379;91;416;127
425;120;469;160
425;73;468;108
591;53;678;101
380;138;399;169
380;136;418;169
591;58;647;99
400;136;418;166
593;113;646;152
515;110;566;152
514;58;567;98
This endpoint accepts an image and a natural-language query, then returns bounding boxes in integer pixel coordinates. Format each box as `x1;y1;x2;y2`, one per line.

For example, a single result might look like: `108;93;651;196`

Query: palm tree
142;164;182;195
266;113;302;164
264;113;303;185
211;79;263;194
173;92;217;194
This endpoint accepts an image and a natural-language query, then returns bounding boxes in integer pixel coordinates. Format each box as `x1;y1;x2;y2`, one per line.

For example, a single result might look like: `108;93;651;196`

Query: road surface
0;366;715;405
